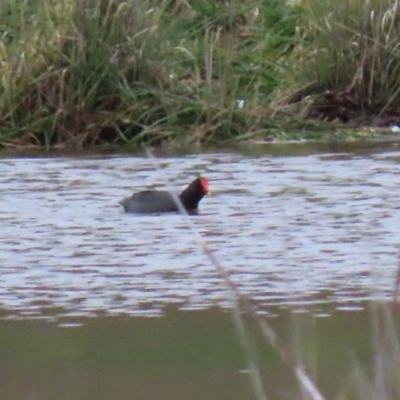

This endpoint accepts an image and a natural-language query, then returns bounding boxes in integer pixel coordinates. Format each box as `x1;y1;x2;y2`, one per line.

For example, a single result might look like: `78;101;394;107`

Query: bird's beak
206;191;212;196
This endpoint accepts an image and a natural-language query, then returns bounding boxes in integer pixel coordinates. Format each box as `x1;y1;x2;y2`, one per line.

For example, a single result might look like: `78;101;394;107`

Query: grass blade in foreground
145;149;326;400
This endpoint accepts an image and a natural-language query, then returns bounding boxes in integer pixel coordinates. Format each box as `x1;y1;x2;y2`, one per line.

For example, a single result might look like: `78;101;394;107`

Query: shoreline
2;129;400;159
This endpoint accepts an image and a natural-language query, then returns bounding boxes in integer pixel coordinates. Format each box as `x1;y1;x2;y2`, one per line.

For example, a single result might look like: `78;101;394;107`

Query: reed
285;0;400;124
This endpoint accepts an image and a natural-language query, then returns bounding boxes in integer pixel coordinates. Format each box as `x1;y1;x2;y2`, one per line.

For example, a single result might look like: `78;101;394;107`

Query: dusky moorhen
119;177;210;214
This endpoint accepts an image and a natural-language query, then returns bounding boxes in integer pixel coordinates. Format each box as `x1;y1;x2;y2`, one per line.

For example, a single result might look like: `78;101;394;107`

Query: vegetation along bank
1;0;399;150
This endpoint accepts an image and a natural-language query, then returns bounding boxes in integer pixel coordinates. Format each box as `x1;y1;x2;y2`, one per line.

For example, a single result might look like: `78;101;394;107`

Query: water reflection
1;149;399;318
0;305;396;400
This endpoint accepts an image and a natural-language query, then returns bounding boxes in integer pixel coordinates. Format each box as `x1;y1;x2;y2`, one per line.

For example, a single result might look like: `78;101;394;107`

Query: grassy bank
0;0;399;149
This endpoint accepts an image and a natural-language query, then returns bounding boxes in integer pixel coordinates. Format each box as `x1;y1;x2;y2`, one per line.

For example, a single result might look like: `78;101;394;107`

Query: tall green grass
1;0;400;149
0;0;302;148
287;0;400;123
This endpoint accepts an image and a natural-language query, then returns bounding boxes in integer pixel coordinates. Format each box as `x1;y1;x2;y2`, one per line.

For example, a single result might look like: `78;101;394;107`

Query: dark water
1;147;400;399
0;305;397;400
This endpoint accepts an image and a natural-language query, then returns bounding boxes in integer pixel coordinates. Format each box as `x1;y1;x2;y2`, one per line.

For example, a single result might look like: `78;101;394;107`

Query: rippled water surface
2;149;400;319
